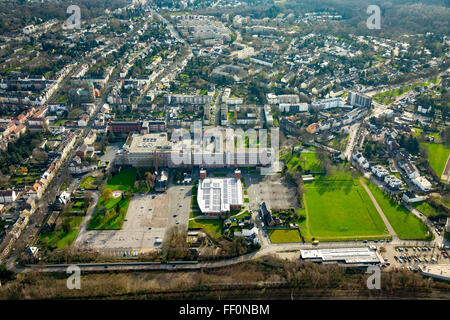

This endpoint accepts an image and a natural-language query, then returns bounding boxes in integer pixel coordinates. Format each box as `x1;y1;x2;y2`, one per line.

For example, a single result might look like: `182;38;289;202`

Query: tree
0;173;10;188
441;126;450;146
17;167;28;176
101;189;113;202
32;148;48;163
145;171;156;190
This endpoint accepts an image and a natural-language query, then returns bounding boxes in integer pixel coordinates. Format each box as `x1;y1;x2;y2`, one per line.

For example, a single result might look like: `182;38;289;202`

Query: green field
374;79;437;105
413;201;442;217
87;196;131;230
39;217;83;250
106;168;137;191
268;229;302;243
189;219;223;238
365;179;430;240
79;176;96;189
421;143;449;178
87;168;137;230
303;175;389;240
282;150;323;173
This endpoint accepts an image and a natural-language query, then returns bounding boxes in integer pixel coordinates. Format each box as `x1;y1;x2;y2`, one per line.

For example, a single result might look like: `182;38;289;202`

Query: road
344;123;361;160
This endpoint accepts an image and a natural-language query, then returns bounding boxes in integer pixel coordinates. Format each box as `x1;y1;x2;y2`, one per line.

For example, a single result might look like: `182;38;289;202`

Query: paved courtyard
74;175;193;256
246;173;298;211
75;193;169;255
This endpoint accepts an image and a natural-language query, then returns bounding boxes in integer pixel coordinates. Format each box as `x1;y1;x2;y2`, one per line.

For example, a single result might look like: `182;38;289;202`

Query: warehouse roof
197;177;243;213
300;247;381;264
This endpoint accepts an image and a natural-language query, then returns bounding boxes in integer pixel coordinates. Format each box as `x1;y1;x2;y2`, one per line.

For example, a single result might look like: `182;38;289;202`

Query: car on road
179;204;182;207
173;214;177;218
148;227;152;230
175;221;180;225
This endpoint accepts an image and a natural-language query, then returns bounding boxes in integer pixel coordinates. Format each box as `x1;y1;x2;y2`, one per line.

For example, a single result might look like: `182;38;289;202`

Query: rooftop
197;177;243;213
126;133;172;153
300;247;381;264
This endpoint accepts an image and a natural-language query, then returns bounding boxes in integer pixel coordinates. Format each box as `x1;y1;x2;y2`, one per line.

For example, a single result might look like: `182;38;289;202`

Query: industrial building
114;131;276;169
196;169;243;217
300;247;381;265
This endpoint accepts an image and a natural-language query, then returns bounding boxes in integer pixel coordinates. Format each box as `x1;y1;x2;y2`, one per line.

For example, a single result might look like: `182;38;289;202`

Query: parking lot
246;173;298;211
379;245;450;271
165;181;192;236
76;193;170;255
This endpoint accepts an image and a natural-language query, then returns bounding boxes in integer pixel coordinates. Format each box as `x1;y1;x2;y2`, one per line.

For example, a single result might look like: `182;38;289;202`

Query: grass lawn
87;196;131;230
106;168;137;192
189;219;222;238
87;169;137;230
421;143;449;178
304;175;389;240
413;201;442;217
79;176;96;189
39;217;83;250
365;179;430;240
59;181;70;191
231;210;249;220
282;149;323;173
268;229;302;243
374;80;436;105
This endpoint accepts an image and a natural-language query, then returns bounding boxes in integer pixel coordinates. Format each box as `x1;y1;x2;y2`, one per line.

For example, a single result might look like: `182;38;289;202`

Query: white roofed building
197;170;243;217
413;176;432;192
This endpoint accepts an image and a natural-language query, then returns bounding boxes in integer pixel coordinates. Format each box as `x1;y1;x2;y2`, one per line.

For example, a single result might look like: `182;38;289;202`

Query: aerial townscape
0;0;449;303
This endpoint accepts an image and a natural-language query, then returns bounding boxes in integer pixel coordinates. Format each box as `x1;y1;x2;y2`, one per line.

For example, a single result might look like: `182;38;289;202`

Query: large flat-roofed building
142;120;166;133
311;97;344;110
347;92;372;108
115;133;173;167
108;121;142;134
165;94;213;105
197;170;243;217
300;247;381;265
114;131;276;169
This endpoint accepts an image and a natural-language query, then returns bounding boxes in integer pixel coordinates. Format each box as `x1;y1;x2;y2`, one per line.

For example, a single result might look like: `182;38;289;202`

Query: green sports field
303;177;389;240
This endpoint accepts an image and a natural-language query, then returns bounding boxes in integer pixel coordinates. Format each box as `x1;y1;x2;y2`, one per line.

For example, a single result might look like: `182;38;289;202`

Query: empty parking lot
246;173;298;211
75;193;169;254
